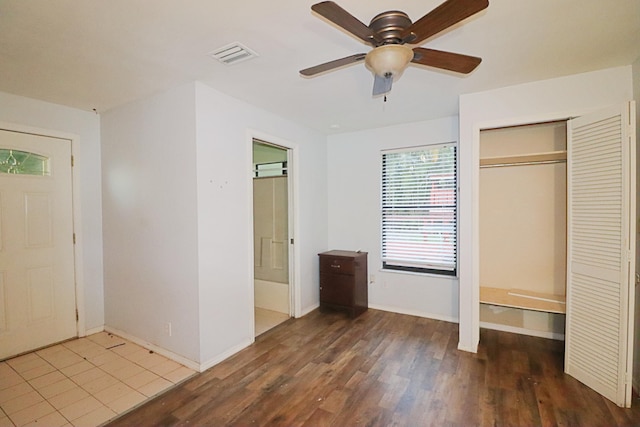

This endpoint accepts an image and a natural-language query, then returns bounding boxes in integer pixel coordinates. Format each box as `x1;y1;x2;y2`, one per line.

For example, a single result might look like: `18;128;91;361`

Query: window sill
379;267;458;280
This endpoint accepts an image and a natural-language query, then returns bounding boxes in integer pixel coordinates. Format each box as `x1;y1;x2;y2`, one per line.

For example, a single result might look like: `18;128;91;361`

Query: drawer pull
331;264;341;268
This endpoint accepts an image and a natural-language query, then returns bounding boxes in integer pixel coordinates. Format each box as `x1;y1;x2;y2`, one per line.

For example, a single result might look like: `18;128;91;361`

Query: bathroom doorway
252;139;291;335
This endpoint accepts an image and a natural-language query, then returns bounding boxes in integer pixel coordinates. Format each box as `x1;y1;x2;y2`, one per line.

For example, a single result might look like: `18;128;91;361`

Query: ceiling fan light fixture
365;44;413;79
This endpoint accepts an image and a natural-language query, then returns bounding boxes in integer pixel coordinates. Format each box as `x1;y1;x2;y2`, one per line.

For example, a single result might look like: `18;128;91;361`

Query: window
381;144;457;275
0;149;50;176
254;161;287;177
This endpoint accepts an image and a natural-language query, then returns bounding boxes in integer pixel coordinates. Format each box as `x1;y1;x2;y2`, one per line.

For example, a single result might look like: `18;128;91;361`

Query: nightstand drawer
320;256;354;275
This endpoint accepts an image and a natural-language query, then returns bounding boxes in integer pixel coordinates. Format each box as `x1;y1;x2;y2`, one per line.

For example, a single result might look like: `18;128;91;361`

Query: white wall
101;83;201;363
327;117;459;321
101;81;328;368
194;82;328;366
459;66;635;352
0;91;104;331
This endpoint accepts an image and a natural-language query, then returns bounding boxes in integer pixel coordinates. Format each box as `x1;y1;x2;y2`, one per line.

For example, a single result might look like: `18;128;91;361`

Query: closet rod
480;159;566;169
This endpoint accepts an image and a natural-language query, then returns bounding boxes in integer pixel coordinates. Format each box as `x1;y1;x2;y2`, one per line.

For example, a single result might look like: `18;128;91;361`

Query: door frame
463;103;635;406
0;121;86;337
247;130;300;331
462;106;608;352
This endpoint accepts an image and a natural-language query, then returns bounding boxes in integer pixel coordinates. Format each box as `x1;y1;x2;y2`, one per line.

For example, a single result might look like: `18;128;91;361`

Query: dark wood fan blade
411;47;481;73
401;0;488;45
300;53;367;76
311;1;377;45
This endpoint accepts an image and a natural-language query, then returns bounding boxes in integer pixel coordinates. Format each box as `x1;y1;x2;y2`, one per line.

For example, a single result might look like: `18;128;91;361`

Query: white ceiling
1;0;639;134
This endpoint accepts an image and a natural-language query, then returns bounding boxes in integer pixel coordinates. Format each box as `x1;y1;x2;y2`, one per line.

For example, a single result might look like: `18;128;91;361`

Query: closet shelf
480;150;567;168
480;286;566;314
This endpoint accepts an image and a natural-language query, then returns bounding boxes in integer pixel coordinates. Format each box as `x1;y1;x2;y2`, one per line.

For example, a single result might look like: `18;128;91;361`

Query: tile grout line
1;332;197;427
5;354;72;427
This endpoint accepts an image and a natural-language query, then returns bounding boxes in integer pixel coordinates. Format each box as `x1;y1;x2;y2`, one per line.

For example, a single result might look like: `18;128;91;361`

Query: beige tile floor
0;332;196;427
255;307;289;336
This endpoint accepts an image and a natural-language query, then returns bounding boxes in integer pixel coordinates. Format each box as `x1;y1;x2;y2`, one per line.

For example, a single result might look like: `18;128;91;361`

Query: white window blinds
381;144;457;274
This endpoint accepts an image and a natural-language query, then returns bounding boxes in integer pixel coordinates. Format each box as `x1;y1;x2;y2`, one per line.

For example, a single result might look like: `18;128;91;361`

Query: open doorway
252;139;291;336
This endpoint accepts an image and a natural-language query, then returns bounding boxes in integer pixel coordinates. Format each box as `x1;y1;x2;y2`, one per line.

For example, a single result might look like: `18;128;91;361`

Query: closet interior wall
479;121;568;338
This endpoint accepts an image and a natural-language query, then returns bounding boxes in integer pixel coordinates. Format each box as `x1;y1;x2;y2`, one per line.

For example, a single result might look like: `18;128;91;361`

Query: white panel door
0;129;76;360
566;102;636;407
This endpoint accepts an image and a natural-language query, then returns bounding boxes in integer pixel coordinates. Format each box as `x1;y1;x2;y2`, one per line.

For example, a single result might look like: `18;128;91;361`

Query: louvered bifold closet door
566;103;635;407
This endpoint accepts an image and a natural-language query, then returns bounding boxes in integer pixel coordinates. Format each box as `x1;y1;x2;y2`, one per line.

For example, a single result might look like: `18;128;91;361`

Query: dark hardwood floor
107;309;640;426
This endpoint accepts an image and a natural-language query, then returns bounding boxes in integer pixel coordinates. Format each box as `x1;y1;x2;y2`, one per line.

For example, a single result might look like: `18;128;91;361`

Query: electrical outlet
162;322;172;337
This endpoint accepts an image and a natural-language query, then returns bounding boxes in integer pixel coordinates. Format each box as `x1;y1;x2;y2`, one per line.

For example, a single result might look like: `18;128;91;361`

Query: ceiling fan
300;0;489;96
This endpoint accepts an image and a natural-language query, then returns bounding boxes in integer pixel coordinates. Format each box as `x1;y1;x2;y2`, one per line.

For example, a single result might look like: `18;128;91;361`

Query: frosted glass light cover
365;45;413;79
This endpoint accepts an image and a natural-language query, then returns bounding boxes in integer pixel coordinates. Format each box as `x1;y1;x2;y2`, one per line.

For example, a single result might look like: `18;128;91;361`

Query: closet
474;103;635;407
479;121;567;338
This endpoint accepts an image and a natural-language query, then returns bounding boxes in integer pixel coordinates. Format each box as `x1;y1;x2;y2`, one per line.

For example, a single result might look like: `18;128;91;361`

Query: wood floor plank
301;407;335;427
107;309;640;427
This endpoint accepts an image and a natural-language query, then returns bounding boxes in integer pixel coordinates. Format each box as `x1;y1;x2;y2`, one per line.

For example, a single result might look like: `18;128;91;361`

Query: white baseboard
198;339;253;372
82;325;105;337
298;303;319;318
368;304;459;324
480;321;565;341
457;342;479;353
103;326;257;373
104;326;200;372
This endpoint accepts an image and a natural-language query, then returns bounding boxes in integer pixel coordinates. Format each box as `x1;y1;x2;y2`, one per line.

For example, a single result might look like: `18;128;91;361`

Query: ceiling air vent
209;42;258;65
